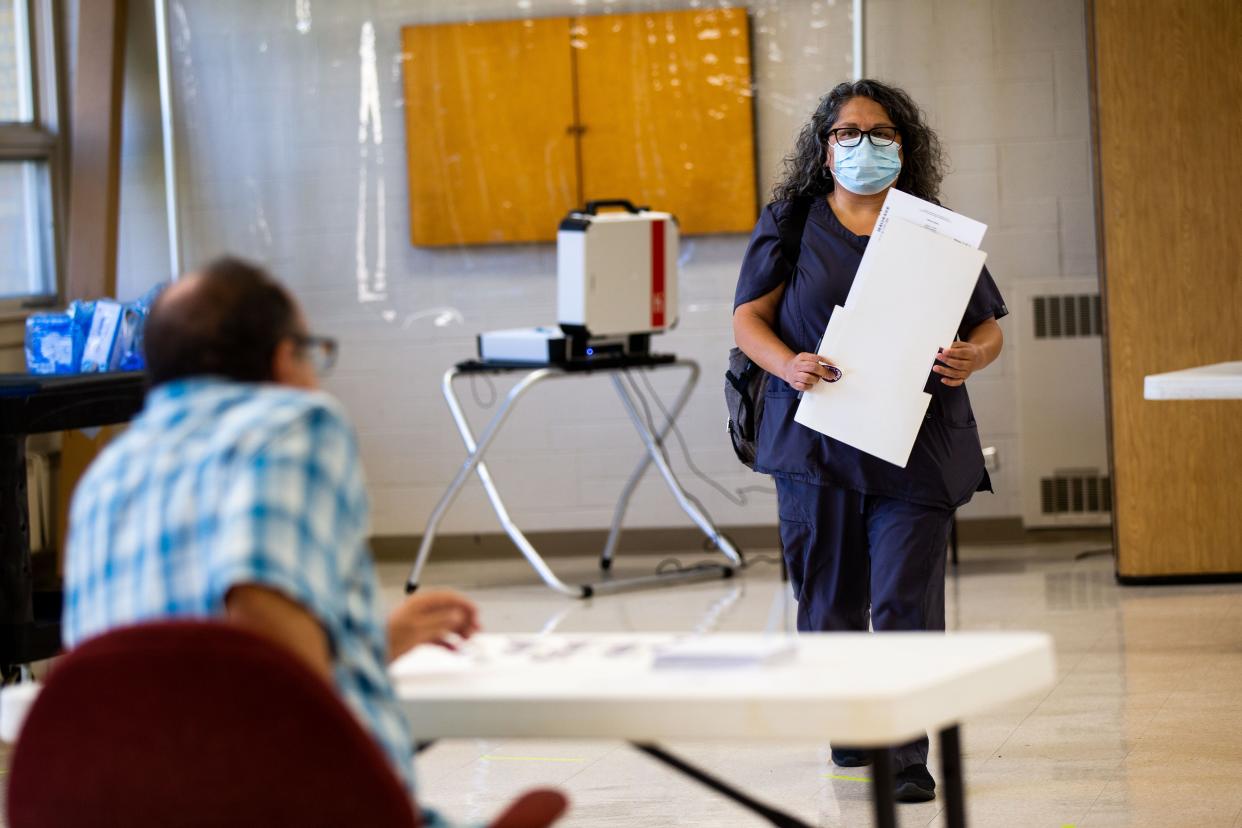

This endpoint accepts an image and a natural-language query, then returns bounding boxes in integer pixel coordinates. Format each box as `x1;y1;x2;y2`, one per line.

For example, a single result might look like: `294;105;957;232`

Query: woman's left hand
933;341;986;387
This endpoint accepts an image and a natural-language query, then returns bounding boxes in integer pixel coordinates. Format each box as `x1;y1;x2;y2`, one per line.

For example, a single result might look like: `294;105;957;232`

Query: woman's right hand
782;352;840;391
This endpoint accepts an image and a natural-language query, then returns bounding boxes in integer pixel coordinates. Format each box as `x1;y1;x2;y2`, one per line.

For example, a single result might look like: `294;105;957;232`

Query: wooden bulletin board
574;7;756;236
1090;0;1242;578
401;8;756;246
401;18;579;247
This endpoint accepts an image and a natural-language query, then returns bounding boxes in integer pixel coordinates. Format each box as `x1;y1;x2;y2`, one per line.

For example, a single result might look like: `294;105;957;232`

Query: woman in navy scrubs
733;79;1008;803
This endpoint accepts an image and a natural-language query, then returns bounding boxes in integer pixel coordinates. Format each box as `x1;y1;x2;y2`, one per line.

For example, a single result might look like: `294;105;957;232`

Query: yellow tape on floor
823;773;870;783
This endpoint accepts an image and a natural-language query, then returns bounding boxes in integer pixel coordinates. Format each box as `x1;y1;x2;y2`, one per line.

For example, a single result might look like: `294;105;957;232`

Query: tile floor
3;540;1241;827
389;541;1242;828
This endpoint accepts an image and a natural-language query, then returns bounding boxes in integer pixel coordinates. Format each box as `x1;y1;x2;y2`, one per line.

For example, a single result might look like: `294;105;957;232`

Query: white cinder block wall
145;0;1096;536
866;0;1098;518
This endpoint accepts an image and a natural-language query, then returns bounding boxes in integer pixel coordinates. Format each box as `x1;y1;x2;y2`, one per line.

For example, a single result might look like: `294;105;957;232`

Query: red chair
7;621;566;828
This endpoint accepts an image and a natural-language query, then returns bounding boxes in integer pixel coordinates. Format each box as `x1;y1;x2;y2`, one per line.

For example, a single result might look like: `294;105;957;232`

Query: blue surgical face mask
830;139;902;195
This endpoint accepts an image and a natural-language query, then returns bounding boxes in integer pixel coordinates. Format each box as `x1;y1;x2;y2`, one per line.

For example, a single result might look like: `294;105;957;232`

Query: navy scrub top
734;197;1010;510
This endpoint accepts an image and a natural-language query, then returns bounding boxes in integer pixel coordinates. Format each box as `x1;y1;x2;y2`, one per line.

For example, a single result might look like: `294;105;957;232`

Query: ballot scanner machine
478;200;679;364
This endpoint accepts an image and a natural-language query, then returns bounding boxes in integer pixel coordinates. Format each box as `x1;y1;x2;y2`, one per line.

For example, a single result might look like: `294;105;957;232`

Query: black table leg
940;725;966;828
632;743;813;828
869;747;897;828
0;434;33;672
950;515;959;567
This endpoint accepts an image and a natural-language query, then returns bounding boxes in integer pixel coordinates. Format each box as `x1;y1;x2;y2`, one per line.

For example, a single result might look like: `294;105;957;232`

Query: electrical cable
635;370;776;507
468;372;497;409
619;369;751;574
654;554;782;575
654;556;732;575
622;369;794;578
621;369;721;531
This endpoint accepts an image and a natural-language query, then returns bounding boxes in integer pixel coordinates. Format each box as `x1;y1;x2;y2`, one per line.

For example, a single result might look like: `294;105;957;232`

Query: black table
0;372;147;672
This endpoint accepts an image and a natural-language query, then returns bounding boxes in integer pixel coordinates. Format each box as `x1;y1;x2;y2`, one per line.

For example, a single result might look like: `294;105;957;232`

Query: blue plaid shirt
63;379;419;795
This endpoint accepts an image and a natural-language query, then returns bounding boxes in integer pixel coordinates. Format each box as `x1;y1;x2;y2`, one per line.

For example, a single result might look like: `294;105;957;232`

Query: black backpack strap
774;196;813;271
726;200;810;469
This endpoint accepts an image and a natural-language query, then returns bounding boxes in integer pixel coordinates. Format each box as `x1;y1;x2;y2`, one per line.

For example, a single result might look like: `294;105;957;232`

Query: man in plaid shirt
62;257;536;826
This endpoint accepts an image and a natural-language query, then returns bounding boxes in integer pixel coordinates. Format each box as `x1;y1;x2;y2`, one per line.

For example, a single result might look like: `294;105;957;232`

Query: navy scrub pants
774;477;954;770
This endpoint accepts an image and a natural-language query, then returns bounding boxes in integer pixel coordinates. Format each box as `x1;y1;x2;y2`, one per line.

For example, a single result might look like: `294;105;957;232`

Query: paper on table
795;214;987;467
652;636;797;670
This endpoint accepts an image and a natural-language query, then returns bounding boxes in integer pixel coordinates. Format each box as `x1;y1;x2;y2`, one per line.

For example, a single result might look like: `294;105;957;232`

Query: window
0;0;61;305
0;0;33;120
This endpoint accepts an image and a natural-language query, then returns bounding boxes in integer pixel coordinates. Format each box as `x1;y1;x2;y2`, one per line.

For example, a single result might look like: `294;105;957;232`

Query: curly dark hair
772;79;946;204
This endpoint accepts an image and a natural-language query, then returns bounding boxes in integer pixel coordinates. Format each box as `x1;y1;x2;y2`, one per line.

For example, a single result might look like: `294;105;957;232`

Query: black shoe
894;763;936;803
830;748;872;768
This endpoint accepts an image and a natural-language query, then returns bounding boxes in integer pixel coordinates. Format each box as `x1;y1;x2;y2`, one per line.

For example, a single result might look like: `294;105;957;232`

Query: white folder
794;203;988;468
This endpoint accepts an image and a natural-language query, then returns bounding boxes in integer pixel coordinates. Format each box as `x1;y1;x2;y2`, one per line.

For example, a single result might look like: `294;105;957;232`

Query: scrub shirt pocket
757;382;809;476
941;419;988;504
928;381;977;428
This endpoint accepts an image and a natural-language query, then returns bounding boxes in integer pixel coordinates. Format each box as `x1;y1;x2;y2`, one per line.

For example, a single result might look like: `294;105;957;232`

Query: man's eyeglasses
293;334;339;376
826;127;899;148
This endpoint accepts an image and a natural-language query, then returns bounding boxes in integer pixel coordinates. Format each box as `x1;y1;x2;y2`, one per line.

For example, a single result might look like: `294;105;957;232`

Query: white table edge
395;633;1058;746
1144;361;1242;400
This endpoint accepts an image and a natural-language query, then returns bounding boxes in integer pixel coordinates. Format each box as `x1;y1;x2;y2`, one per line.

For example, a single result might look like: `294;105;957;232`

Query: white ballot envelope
794;191;988;467
874;188;987;247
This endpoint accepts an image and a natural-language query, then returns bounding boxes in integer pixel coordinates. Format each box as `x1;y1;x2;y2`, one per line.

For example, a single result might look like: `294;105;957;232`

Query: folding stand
404;355;742;598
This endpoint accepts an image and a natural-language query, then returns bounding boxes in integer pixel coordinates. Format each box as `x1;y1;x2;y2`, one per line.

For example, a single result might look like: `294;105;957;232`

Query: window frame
0;0;68;315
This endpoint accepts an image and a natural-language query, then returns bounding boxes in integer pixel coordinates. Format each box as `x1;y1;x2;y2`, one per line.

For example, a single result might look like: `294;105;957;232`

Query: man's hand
387;589;480;662
933;341;987;387
783;352;840;392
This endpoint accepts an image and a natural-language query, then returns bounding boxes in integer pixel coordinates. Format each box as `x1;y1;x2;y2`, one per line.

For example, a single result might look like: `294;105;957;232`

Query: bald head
144;256;304;387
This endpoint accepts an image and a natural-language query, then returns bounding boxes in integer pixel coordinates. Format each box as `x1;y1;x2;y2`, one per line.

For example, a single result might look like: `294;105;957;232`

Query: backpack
726;197;813;469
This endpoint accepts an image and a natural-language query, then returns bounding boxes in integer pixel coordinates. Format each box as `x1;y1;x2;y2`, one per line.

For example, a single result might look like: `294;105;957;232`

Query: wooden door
573;8;757;235
401;19;579;245
1091;0;1242;577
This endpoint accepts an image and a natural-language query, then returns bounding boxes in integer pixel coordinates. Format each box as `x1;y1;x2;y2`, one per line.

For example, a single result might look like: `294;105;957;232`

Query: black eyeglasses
292;334;339;375
825;126;900;148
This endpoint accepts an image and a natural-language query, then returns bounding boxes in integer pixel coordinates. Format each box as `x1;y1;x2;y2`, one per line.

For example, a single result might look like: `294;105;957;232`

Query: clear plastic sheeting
355;19;386;304
159;0;854;535
295;0;313;34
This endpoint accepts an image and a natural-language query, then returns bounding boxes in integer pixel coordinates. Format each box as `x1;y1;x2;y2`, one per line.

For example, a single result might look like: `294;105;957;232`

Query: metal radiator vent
1033;294;1102;338
1018;279;1110;529
1039;472;1111;514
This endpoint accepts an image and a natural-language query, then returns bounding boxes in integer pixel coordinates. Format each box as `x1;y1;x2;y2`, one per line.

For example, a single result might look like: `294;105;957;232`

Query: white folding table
392;631;1057;828
1143;360;1242;400
404;355;742;599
